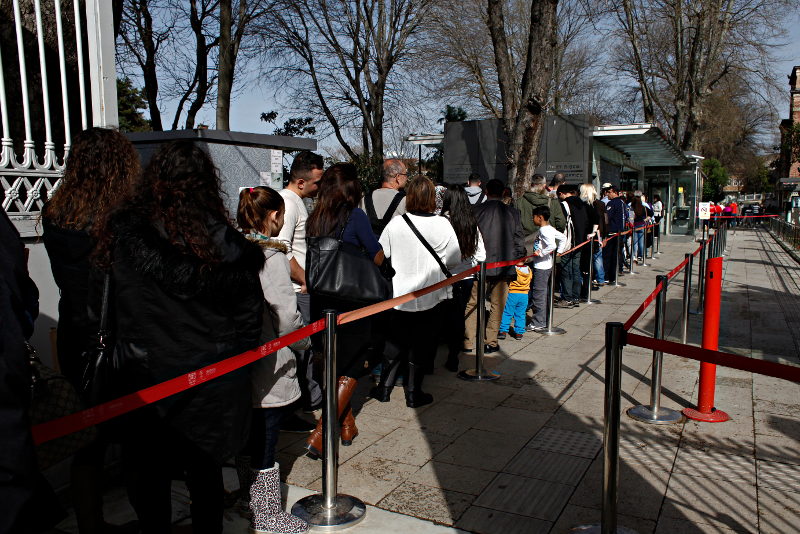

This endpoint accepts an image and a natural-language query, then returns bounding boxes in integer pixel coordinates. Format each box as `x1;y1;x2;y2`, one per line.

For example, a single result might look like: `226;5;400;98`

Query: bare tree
487;0;559;198
611;0;797;150
257;0;434;160
216;0;270;130
117;0;176;131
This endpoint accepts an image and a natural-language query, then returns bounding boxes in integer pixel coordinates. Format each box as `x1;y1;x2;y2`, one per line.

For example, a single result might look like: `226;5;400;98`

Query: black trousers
243;407;284;470
380;304;444;390
130;433;223;534
311;296;372;380
444;279;474;357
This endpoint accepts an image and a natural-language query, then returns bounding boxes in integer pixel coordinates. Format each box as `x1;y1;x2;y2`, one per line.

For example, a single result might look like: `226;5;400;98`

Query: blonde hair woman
581;183;608;287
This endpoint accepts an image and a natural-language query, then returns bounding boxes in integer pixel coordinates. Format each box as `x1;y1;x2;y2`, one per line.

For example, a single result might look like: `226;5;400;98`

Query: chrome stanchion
628;232;636;274
680;253;693;344
628;276;682;424
459;262;500;380
721;223;728;256
612;234;626;287
584;240;601;305
690;240;706;315
538;262;566;335
571;323;640;534
293;310;367;530
646;226;654;260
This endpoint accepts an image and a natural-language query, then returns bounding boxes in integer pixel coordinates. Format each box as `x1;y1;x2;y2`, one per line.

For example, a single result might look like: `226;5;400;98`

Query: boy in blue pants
499;263;532;340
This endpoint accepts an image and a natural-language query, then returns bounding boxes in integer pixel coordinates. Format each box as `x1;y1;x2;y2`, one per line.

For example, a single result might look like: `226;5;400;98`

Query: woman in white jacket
369;177;461;408
235;187;310;534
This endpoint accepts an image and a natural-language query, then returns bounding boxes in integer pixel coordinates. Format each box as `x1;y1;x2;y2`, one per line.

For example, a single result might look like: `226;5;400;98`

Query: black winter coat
90;210;265;463
42;218;95;385
472;199;526;278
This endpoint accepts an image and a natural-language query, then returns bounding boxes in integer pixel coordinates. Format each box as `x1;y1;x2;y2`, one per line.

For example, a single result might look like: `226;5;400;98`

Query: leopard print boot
236;456;254;518
249;463;309;534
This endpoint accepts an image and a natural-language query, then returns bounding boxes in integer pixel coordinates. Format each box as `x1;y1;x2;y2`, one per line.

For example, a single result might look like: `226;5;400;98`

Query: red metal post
683;257;729;422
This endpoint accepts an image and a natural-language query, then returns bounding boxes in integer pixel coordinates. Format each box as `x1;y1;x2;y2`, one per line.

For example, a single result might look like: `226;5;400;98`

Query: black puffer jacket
42;218;95;384
90;210;265;462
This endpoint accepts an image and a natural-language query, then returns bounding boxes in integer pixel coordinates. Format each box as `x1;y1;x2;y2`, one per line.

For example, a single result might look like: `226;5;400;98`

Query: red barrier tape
31;319;326;444
622;281;663;331
626;333;800;384
666;256;690;281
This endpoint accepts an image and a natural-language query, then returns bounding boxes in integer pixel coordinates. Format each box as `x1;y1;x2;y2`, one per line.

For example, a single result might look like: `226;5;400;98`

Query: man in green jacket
515;174;566;242
515;174;567;330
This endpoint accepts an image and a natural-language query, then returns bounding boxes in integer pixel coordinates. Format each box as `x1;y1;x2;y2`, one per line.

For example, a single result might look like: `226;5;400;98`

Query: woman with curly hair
91;140;265;534
41;127;140;534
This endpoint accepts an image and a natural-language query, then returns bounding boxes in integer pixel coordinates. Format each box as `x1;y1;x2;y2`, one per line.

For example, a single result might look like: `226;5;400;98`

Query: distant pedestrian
580;184;604;290
528;206;568;331
557;185;590;307
603;186;627;280
360;159;408;238
499;264;532;340
464;179;526;353
465;173;487;204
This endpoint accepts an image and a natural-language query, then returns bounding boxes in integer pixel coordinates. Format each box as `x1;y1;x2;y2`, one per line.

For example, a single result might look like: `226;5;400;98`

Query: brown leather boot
340;402;359;446
305;376;357;458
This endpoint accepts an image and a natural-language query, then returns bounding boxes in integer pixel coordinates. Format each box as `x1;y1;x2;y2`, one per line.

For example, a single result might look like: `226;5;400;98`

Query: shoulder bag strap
336;210;352;241
402;214;452;278
364;191;378;221
98;272;111;343
382;191;405;227
477;191;485;204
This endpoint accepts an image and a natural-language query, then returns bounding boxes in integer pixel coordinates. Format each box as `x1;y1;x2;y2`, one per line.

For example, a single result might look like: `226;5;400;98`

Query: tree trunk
216;0;232;130
186;0;212;129
487;0;558;200
139;0;163;131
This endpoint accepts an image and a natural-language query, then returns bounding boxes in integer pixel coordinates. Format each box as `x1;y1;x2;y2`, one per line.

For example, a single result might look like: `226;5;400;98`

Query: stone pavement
51;225;800;533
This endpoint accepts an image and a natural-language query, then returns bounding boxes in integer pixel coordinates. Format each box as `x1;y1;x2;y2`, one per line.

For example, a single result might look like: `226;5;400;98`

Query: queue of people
5;126;671;533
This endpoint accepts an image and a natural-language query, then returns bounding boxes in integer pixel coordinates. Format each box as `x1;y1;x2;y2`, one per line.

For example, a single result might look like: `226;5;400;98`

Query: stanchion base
536;327;566;336
627;405;683;424
457;369;500;381
612;282;627;287
571;525;640;533
291;494;367;531
689;310;703;315
582;298;601;304
682;407;730;423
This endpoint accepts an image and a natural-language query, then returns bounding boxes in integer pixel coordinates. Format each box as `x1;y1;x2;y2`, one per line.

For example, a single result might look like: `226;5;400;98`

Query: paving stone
378;481;474;526
404;401;494;438
673;447;756;484
274;453;322;488
655;516;743;533
502;448;591;485
308;452;419;505
408;461;498;496
757;459;800;494
362;428;452;466
472;406;551;438
758;486;800;534
527;427;603;459
434;429;528;472
551;504;656;534
544;411;604;436
754;433;800;465
754;412;800;439
661;473;757;532
472;472;573;521
455;506;552;534
442;384;516;409
500;394;563;413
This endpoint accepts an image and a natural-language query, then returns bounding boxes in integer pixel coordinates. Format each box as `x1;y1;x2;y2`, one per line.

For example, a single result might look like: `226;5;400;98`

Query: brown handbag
27;342;98;470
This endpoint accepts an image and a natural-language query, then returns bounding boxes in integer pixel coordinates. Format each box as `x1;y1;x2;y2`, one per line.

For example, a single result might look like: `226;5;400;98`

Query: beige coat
249;238;311;408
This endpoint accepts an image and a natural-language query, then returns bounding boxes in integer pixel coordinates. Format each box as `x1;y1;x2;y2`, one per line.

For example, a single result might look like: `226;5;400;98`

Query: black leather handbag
80;272;115;407
305;212;391;305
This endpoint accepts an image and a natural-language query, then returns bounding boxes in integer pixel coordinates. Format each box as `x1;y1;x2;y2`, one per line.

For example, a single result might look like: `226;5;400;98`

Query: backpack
561;200;575;248
364;190;406;238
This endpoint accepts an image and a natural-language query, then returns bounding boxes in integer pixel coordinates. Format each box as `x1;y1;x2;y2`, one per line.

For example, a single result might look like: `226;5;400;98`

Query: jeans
530;267;551;327
560;251;582;301
633;228;645;261
499;292;527;333
593;241;605;283
245;407;284;470
295;292;322;408
464;278;510;349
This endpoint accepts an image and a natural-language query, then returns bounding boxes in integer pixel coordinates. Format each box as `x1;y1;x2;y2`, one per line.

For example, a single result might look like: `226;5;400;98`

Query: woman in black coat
41;127;141;533
91;140;265;534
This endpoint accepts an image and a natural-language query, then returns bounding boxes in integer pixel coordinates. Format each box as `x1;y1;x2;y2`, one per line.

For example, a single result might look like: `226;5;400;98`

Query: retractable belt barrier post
655;222;662;254
293;311;367;529
683;257;730;423
459;262;500;381
571;323;640;534
628;231;637;273
628;275;682;424
539;262;567;335
646;226;653;260
681;253;693;344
